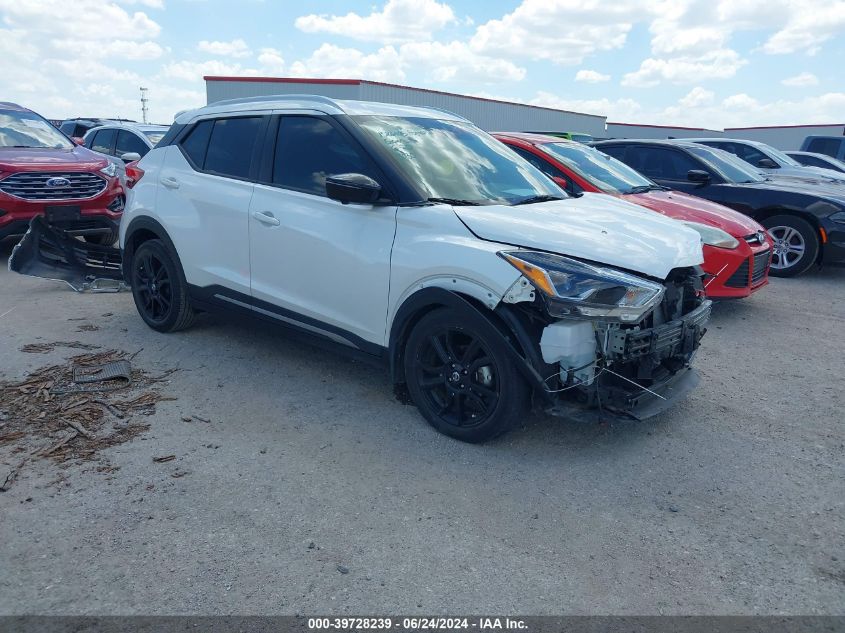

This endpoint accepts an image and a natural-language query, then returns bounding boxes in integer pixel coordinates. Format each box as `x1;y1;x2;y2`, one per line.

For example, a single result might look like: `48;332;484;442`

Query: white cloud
530;91;643;121
295;0;456;44
575;69;610;83
679;86;715;108
0;0;161;41
760;1;845;54
399;41;525;83
118;0;164;8
470;0;655;65
160;60;261;82
197;39;252;58
289;44;405;82
622;49;746;87
781;72;819;87
53;38;165;61
257;48;285;74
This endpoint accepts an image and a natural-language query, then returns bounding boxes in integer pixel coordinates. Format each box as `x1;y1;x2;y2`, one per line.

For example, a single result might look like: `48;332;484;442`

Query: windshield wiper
426;197;483;206
511;194;565;206
626;184;665;194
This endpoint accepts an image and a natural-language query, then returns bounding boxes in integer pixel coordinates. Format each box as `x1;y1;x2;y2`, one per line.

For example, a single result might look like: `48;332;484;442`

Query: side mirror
120;152;142;163
552;176;569;189
687;169;711;183
757;158;778;169
72;137;85;146
326;173;382;204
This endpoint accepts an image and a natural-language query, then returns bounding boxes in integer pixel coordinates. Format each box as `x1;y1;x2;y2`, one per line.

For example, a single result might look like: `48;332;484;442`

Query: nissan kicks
11;96;711;442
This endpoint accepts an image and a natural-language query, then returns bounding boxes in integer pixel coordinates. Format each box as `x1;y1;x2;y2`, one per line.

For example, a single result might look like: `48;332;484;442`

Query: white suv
108;96;709;441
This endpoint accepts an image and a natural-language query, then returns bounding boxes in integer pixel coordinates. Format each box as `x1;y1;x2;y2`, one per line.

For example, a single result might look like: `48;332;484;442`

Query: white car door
248;114;396;349
155;115;266;296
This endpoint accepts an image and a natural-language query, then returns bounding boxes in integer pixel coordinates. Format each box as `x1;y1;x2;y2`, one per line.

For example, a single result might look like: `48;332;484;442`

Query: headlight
682;221;739;249
499;250;665;322
99;162;118;178
830;211;845;224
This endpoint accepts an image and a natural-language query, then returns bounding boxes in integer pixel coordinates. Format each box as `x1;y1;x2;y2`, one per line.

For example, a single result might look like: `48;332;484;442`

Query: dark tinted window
179;120;213;168
508;145;580;193
91;129;116;155
204;117;262;179
730;143;768;166
792;154;826;168
273;116;375;196
509;146;563;177
807;137;841;158
625;146;701;180
116;130;149;158
597;144;627;161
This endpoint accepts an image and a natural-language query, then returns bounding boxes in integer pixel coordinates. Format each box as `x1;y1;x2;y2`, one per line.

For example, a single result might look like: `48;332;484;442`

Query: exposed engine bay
505;266;711;421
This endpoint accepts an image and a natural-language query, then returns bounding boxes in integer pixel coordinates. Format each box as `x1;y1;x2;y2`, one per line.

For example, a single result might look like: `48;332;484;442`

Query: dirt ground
0;238;843;615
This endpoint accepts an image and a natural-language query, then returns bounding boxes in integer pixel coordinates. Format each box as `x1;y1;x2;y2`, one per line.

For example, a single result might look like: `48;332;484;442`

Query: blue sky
1;0;842;128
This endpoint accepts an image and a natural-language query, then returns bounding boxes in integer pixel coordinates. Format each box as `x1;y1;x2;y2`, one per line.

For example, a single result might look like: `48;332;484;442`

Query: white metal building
722;124;845;150
204;76;608;136
606;122;724;140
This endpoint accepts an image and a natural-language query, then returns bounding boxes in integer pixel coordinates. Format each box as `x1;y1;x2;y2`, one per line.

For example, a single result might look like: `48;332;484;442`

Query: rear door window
203;117;263;179
116;130;150;158
271;116;377;196
91;129;116;155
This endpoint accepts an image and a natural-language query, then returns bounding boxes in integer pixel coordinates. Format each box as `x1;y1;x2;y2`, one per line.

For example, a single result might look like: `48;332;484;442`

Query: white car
59;96;712;441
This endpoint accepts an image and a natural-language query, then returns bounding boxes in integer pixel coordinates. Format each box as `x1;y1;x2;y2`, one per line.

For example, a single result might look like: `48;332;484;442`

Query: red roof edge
203;76;606;120
724;123;845;130
204;76;361;85
607;121;720;131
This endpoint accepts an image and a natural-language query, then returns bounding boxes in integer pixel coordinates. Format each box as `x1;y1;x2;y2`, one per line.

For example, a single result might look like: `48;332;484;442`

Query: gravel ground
0;238;843;615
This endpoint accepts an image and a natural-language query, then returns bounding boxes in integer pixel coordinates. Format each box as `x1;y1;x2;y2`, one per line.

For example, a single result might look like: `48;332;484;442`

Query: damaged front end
8;216;125;292
499;251;711;421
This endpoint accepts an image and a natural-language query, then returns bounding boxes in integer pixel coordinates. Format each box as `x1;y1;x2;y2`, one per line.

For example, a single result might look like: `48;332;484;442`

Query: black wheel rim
133;251;172;323
414;327;500;428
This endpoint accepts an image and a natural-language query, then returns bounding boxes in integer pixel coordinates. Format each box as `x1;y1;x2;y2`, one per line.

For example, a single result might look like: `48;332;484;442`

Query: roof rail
208;93;343;109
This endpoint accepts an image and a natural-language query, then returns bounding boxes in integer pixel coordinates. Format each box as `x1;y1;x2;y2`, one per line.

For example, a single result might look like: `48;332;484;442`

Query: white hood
453;192;704;280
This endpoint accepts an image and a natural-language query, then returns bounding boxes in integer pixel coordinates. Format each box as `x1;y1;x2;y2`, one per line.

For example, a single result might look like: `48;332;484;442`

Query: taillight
125;161;144;189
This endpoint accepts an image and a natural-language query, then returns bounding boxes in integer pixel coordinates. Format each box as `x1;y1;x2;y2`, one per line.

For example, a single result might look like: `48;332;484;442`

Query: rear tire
84;229;119;246
130;239;196;333
762;214;819;277
403;307;529;443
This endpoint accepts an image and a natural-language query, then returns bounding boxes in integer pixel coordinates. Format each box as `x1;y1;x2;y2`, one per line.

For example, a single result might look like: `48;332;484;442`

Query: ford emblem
46;177;71;188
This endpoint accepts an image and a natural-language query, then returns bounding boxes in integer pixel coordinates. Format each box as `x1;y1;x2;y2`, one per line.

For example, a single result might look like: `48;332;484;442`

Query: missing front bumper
8;216;125;292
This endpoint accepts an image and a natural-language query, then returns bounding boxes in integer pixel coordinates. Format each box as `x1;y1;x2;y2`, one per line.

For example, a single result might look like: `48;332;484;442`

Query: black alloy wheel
404;308;529;442
130;239;195;332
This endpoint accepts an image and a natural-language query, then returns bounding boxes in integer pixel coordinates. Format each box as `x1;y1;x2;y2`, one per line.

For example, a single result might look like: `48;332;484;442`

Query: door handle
160;176;180;189
252;210;280;226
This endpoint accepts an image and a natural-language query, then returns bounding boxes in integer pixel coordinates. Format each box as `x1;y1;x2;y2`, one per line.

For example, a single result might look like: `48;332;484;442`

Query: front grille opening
0;172;107;201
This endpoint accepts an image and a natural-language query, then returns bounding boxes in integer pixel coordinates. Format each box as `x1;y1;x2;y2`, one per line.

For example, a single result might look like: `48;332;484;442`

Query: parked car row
3;96;844;443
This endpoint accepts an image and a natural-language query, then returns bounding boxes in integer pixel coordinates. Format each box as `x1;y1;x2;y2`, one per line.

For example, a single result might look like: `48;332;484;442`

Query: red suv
495;132;772;299
0;102;124;245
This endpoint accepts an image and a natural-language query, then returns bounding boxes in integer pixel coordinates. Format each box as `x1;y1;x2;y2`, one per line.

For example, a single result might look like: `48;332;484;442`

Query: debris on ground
153;455;176;463
0;349;177;491
20;341;100;354
76;324;100;332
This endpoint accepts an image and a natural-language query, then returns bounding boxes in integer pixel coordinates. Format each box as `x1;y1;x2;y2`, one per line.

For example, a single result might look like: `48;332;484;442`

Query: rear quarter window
178;120;213;168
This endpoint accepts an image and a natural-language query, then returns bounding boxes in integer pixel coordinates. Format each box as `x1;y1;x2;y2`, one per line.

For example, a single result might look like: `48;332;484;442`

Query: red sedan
495;132;772;299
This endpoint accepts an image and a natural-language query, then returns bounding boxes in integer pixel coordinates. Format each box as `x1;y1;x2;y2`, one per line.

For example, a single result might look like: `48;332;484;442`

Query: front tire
130;239;196;332
403;307;529;443
762;214;819;277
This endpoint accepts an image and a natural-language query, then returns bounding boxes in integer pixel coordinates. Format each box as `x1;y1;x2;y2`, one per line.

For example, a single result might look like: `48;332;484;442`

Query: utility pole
139;87;149;124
